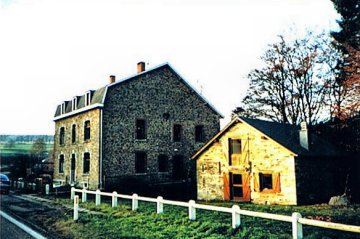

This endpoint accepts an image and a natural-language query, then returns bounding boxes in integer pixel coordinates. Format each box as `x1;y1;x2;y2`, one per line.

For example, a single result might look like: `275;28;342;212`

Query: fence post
74;195;79;221
132;194;138;211
71;187;75;200
232;205;241;229
292;212;303;239
96;189;101;206
188;200;196;220
112;191;118;208
82;187;87;202
157;196;163;214
45;184;50;195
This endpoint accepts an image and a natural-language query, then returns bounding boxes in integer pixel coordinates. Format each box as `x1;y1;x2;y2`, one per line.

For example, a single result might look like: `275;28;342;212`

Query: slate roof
192;116;342;159
54;87;107;118
54;63;223;120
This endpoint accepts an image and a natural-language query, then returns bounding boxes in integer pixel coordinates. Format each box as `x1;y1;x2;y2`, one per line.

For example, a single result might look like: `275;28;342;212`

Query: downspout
99;109;103;189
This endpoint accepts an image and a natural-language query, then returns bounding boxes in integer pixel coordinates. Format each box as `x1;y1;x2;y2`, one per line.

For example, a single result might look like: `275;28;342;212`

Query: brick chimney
137;62;145;73
299;122;309;150
109;75;116;84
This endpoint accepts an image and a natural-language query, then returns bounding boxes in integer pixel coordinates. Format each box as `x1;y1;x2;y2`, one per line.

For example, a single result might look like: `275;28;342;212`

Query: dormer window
72;97;77;111
61;102;66;114
85;91;92;106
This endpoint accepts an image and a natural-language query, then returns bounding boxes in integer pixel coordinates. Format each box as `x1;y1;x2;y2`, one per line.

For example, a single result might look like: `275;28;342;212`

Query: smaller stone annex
53;62;223;198
192;116;351;205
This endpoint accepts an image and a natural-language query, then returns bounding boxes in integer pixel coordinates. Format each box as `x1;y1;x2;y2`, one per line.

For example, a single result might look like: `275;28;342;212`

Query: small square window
259;173;273;191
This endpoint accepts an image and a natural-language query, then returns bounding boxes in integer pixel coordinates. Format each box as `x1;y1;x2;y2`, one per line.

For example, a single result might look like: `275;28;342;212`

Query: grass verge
50;196;360;239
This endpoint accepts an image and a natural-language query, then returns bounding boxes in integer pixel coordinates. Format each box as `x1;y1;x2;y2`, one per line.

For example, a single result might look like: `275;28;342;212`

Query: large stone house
53;62;222;196
192;116;348;205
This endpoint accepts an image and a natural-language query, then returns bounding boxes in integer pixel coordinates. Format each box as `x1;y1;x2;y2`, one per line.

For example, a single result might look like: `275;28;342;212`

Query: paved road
0;192;61;239
0;213;34;239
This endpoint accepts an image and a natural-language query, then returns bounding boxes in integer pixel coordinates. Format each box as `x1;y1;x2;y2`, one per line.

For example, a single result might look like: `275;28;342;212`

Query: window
59;155;64;173
259;173;273;191
158;155;168;172
257;173;281;193
135;152;147;173
85;91;92;106
84;120;91;141
195;125;205;142
135;119;146;140
71;124;76;144
61;102;66;114
83;152;90;174
173;124;182;142
229;139;241;166
72;97;77;111
59;127;65;145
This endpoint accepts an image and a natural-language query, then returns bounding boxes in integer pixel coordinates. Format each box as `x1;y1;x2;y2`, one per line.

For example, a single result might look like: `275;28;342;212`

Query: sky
0;0;340;135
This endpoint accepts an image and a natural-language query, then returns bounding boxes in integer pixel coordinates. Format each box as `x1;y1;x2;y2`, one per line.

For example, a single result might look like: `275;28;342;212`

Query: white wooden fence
71;187;360;239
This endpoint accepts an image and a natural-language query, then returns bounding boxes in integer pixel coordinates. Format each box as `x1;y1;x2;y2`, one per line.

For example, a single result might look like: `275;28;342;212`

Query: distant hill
0;135;54;143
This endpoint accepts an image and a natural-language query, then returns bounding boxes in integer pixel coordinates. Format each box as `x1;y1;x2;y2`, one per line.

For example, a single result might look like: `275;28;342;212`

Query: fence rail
71;187;360;239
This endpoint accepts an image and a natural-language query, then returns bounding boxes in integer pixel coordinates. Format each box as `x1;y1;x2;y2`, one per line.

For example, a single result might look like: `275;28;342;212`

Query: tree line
0;135;54;143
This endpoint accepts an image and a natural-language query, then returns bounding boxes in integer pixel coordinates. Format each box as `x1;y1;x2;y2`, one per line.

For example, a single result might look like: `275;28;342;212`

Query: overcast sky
0;0;339;135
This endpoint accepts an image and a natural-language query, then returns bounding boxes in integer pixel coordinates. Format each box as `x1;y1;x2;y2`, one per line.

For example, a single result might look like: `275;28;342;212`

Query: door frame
229;172;250;202
70;154;76;184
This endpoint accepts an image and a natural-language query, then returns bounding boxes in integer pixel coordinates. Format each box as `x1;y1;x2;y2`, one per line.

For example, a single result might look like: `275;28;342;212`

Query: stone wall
53;108;101;189
196;121;298;205
102;65;221;196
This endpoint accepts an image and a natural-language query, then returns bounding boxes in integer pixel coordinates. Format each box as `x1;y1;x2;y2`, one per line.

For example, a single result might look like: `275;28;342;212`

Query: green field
0;142;54;156
52;197;360;239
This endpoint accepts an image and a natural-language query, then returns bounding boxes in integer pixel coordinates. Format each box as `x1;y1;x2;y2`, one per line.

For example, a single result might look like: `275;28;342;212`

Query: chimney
299;122;309;150
109;75;116;84
137;62;145;73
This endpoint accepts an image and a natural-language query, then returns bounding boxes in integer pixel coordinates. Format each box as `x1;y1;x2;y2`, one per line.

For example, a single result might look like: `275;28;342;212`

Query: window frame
84;120;91;141
135;119;147;140
59;154;64;174
173;124;182;142
59;127;65;146
255;172;281;193
71;124;76;144
228;138;242;166
195;125;205;142
83;152;90;175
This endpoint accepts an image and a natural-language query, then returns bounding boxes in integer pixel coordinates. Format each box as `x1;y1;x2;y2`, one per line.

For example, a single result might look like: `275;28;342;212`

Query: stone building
192;116;348;205
53;62;222;197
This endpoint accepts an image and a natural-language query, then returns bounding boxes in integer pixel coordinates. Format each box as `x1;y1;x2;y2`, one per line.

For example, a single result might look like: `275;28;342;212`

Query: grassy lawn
51;196;360;239
0;142;53;156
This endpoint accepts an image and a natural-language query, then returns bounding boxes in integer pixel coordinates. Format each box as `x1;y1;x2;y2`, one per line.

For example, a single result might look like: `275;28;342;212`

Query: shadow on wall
104;175;196;201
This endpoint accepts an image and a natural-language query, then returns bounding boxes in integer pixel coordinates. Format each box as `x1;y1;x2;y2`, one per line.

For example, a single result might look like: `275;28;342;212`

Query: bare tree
241;31;341;127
